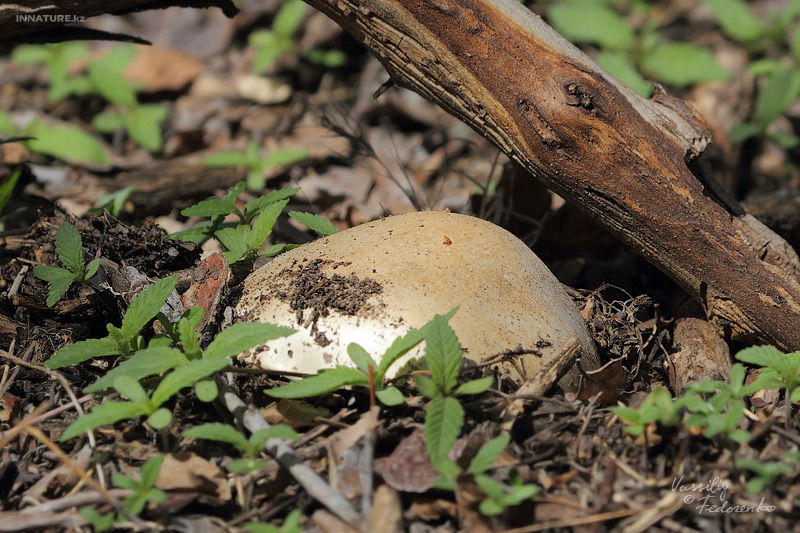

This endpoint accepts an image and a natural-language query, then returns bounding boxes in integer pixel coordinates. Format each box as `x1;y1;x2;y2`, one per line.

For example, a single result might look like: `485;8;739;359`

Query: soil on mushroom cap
274;258;383;345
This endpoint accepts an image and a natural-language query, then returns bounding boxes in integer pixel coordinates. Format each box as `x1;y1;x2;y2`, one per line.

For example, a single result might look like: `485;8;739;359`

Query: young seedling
610;387;682;440
45;274;179;367
89;186;136;217
170;182;306;264
736;458;794;494
287;211;339;236
204;141;307;191
736;346;800;424
183;422;298;508
111;454;167;516
464;434;539;516
78;506;115;532
249;0;307;73
33;222;101;306
265;322;430;406
245;509;302;533
416;313;493;475
11;42;91;102
546;1;729;96
0;111;108;165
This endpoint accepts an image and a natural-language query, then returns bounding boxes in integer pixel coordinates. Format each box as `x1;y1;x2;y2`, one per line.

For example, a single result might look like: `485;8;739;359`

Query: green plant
183;422;298;474
249;0;307;73
112;454;167;515
736;346;800;423
0;168;22;232
265;319;434;406
169;181;299;263
46;272;293;439
287;211;339;236
466;434;539;516
203;141;307;191
89;186;136;217
545;0;729;96
11;42;91;102
245;509;302;533
11;43;168;152
736;457;793;494
0;111;108;165
416;314;493;474
700;0;800;146
611;364;759;444
78;506;115;532
33;222;100;306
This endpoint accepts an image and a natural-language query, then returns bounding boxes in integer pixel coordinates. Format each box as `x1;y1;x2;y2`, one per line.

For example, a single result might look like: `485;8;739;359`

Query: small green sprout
467;434;539;516
33;222;100;306
249;0;307;73
736;458;793;494
203;141;307;191
245;509;302;533
111;454;167;516
79;506;115;532
183;422;298;474
89;186;136;217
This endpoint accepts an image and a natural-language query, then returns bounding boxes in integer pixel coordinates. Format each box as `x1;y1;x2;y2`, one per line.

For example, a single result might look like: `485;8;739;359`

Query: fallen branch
304;0;800;351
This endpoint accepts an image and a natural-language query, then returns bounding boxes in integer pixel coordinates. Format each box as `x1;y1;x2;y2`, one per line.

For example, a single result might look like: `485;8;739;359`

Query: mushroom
236;211;597;383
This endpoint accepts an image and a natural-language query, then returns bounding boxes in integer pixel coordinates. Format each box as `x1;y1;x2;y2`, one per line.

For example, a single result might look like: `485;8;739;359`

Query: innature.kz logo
17;14;86;23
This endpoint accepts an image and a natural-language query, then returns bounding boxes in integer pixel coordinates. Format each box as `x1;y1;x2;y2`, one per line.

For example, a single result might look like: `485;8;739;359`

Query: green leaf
84;347;189;393
45;277;74;306
46;337;120;369
425;396;464;469
204;322;295;359
375;386;405;406
195;380;218;402
243;187;300;220
547;4;634;51
415;374;441;399
92;109;125;134
0;168;21;215
642;44;729;87
752;68;800;126
347;343;377;377
266;367;369;398
11;44;51;65
84;258;100;280
203;151;252;167
181;197;238;218
700;0;766;42
151;357;230;407
113;375;151;406
597;51;652;97
61;401;146;441
92;186;135;217
245;523;281;533
24;120;108;165
454;377;493;396
424;314;462;393
260;148;308;169
111;472;140;491
250;199;288;248
792;26;800;63
78;507;114;532
121;275;178;341
229;458;268;473
215;225;252;255
33;265;74;283
288;211;339;236
54;222;84;275
88;60;137;109
468;434;510;475
177;316;202;360
376;326;426;382
248;424;299;453
183;422;250;450
735;345;785;368
139;453;164;488
167;224;215;244
122;105;168;152
730;122;762;142
273;0;307;38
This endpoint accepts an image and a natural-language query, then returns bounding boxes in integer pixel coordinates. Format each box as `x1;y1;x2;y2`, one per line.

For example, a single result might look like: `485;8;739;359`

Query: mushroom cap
236;211;597;382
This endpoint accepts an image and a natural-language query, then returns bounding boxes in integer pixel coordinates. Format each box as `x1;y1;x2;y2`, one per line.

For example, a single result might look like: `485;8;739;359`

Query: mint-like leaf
204;322;295;359
120;274;178;341
425;396;464;468
288;211;339;236
46;337;120;369
265;367;368;398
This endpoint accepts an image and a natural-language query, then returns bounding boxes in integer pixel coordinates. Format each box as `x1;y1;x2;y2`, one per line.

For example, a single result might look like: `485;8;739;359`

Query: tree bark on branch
305;0;800;352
